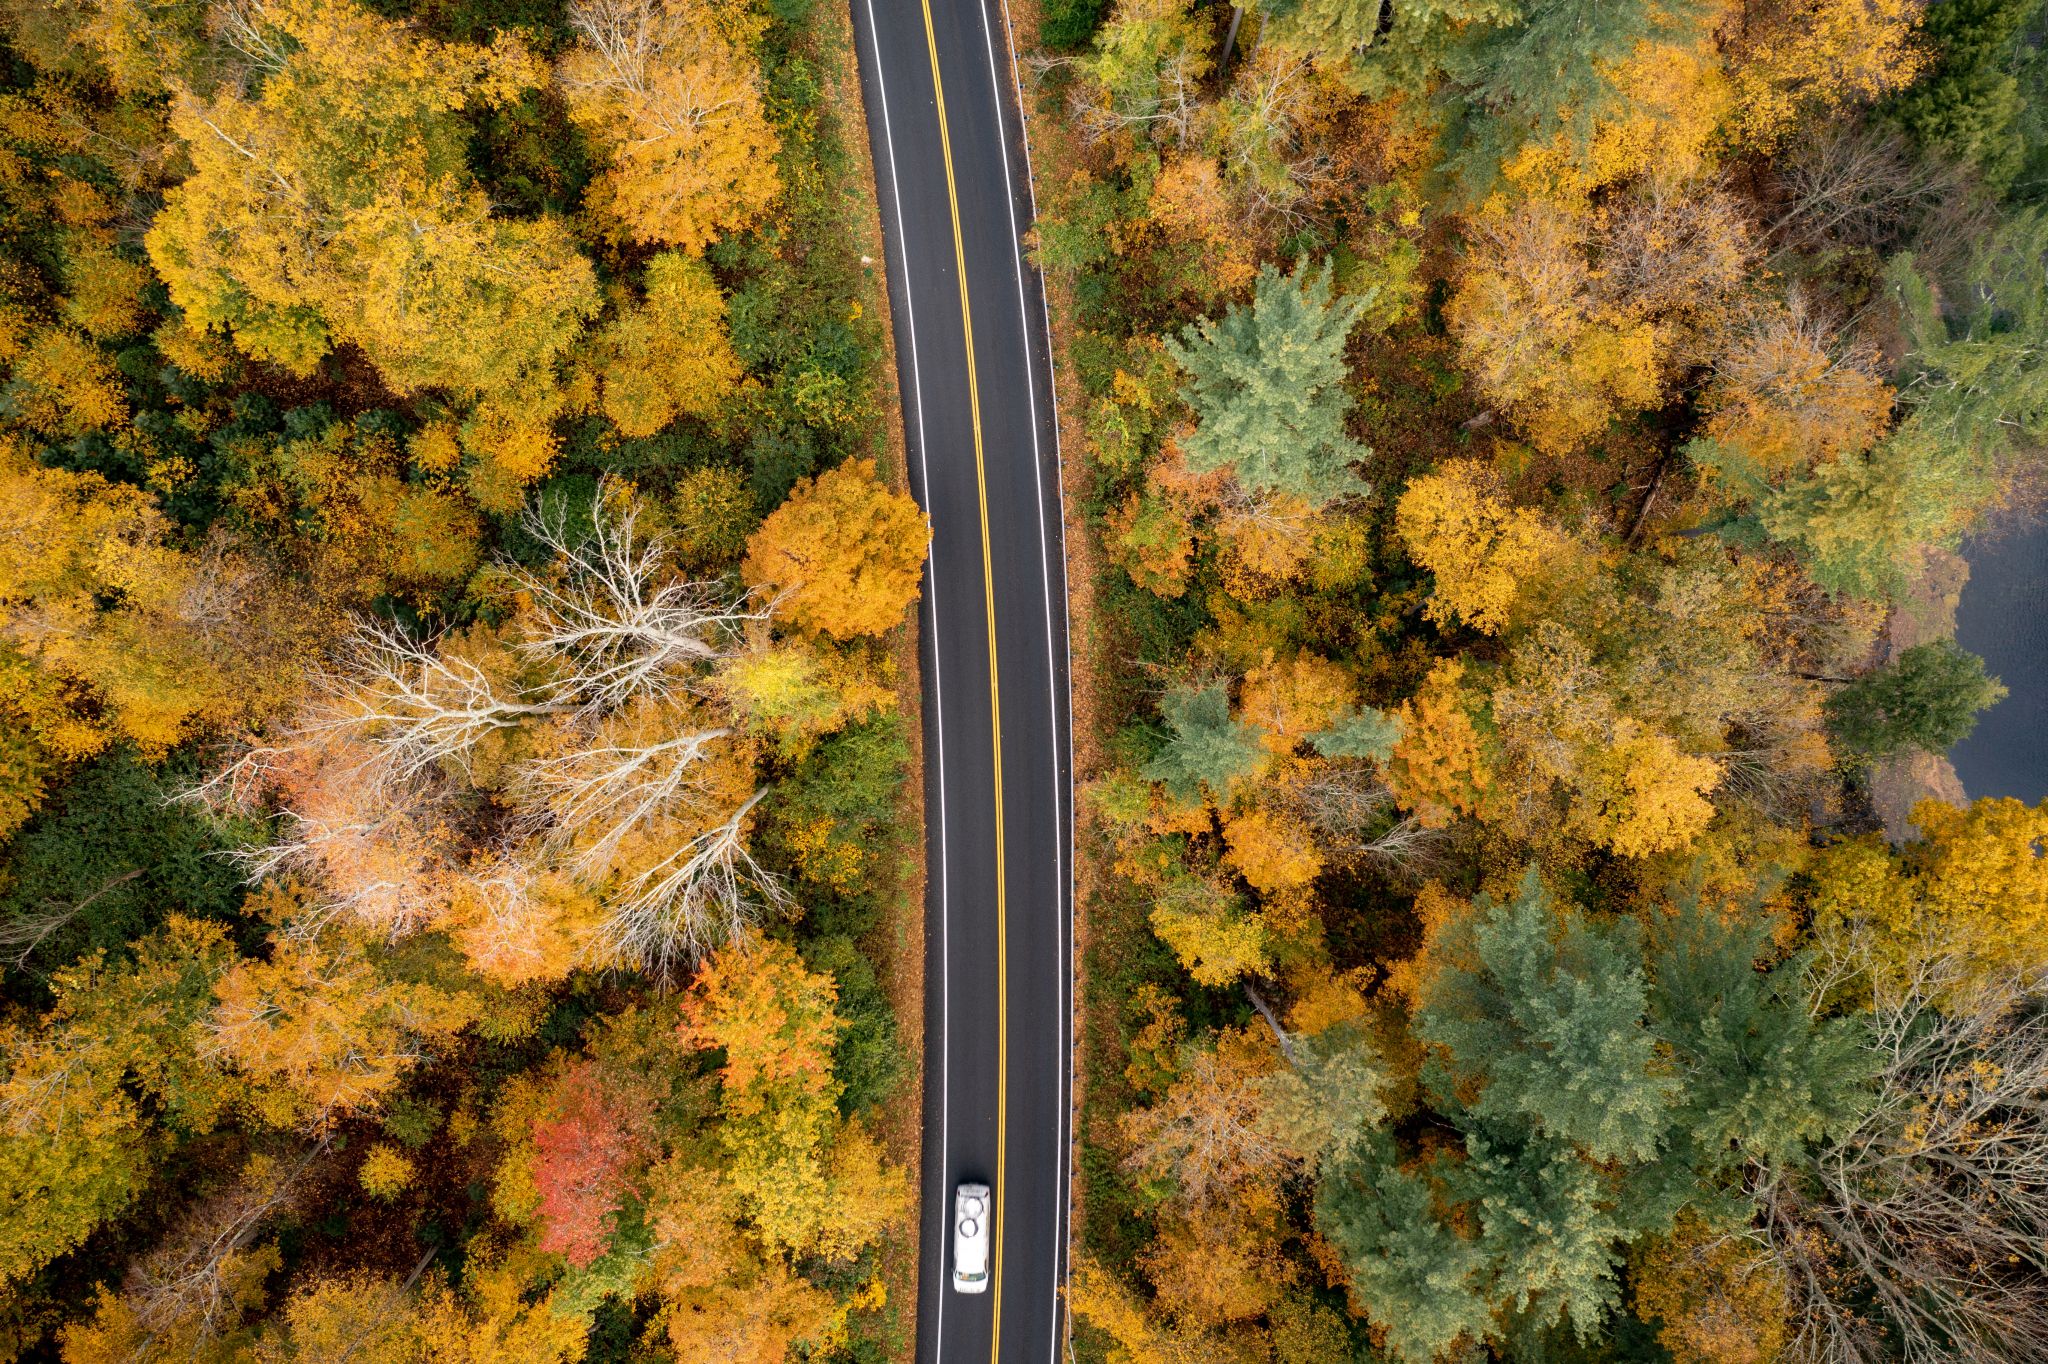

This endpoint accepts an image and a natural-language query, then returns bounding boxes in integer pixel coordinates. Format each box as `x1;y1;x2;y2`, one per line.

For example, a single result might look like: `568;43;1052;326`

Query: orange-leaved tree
743;458;930;640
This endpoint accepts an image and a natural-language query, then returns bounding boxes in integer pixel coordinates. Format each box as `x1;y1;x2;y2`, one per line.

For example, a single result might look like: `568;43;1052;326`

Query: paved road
847;2;1073;1362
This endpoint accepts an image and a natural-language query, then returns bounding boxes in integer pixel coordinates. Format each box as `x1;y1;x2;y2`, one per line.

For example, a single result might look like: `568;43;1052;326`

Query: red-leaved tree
532;1062;659;1267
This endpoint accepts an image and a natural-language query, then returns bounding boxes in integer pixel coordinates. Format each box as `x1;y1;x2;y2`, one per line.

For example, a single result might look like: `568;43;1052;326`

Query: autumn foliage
0;0;916;1355
531;1062;659;1267
743;457;931;639
1046;0;2043;1352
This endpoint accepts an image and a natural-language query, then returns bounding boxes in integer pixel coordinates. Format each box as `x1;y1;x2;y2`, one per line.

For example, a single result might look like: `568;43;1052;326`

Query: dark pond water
1951;517;2048;803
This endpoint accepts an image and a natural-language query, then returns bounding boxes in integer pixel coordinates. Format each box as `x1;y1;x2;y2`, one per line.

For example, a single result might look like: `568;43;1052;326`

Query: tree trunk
1220;4;1247;69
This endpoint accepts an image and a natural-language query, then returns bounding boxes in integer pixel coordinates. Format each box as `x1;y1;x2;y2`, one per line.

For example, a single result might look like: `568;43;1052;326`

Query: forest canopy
0;0;926;1360
1036;0;2048;1358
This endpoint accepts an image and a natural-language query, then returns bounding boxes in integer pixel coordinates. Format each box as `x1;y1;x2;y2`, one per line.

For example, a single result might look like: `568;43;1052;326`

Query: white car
952;1182;992;1293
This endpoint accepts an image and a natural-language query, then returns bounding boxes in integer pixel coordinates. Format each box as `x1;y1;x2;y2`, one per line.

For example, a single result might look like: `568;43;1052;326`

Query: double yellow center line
917;0;1010;1357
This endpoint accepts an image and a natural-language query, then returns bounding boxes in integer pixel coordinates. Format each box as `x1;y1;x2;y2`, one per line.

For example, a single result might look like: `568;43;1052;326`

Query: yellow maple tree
559;0;782;252
145;0;597;398
743;458;930;640
209;917;478;1129
1567;721;1722;858
1394;459;1572;635
1811;797;2048;990
1702;299;1894;477
587;250;744;438
1718;0;1927;149
1224;806;1323;895
1447;201;1664;454
1239;653;1355;753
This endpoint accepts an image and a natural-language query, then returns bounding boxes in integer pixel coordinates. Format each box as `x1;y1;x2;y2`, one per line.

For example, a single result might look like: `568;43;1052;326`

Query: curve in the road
848;0;1074;1360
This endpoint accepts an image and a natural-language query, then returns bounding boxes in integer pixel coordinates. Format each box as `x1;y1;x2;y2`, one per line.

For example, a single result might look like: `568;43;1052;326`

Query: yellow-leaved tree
145;0;597;401
1810;797;2048;991
559;0;782;251
1394;459;1573;635
681;939;910;1261
743;458;930;639
585;251;744;437
1717;0;1927;149
1447;190;1752;454
0;438;314;834
1701;298;1894;479
1386;661;1498;828
1567;721;1723;857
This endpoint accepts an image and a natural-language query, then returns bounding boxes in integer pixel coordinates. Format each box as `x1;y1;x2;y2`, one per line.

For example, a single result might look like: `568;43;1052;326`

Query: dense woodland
0;1;931;1361
1026;0;2048;1359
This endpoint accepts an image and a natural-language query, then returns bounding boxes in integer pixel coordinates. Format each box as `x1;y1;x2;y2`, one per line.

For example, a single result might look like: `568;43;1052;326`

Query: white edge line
852;6;953;1359
969;3;1078;1362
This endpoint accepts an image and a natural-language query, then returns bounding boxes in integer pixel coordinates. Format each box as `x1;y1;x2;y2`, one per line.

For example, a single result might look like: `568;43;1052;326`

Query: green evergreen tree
1312;706;1405;762
1450;1126;1636;1344
1415;870;1672;1164
1165;260;1371;506
1886;0;2043;191
1825;639;2008;757
1646;902;1874;1175
1890;210;2048;456
1142;683;1268;802
1315;1133;1498;1363
1753;424;1993;599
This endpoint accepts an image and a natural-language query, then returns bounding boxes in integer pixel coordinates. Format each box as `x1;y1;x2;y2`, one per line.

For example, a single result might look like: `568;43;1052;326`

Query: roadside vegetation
1023;0;2048;1358
0;1;927;1361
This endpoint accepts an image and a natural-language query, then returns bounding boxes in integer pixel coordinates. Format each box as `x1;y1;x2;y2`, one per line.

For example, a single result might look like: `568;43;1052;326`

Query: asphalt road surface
848;2;1074;1362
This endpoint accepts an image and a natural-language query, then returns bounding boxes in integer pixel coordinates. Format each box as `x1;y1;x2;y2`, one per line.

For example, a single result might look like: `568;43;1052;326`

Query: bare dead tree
302;619;557;791
510;483;765;714
124;1142;324;1348
592;788;788;978
1218;49;1336;231
1213;478;1323;548
1766;122;1990;267
1064;41;1207;149
1757;938;2048;1364
1290;763;1443;874
1600;182;1758;323
562;0;662;93
518;718;732;879
183;735;468;939
209;0;296;81
187;482;780;970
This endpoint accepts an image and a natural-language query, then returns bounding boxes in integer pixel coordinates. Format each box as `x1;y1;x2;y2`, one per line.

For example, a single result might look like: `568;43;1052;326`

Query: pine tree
1644;902;1873;1174
1315;1134;1497;1363
1448;1124;1638;1344
1165;260;1371;507
1752;427;1990;600
1414;870;1671;1164
1825;639;2007;758
1889;210;2048;460
1886;0;2041;188
1142;683;1269;804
